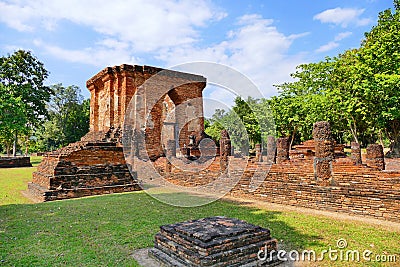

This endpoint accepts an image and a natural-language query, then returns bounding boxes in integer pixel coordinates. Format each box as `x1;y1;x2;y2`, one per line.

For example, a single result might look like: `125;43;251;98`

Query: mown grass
0;156;42;205
0;157;399;266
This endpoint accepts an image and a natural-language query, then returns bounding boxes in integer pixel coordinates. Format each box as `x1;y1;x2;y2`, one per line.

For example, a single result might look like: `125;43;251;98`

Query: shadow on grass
0;191;322;266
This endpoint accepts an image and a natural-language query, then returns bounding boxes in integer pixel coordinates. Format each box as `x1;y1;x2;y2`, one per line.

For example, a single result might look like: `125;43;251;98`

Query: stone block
149;216;279;266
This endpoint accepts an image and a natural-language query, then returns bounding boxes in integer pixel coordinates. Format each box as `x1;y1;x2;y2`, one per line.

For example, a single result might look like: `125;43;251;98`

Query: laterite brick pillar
313;121;334;184
351;142;362;165
220;130;231;172
366;144;385;170
266;136;276;163
276;137;289;164
165;140;176;173
255;144;262;162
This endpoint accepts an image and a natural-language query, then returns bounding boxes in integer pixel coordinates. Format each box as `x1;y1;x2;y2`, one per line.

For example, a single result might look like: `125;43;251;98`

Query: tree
272;0;400;153
356;2;400;156
34;84;90;151
232;97;261;147
0;84;28;155
0;50;51;155
273;59;346;146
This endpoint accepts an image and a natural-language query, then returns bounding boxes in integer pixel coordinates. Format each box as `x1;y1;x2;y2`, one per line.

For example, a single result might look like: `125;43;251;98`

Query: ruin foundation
149;216;278;267
27;64;206;201
0;157;31;168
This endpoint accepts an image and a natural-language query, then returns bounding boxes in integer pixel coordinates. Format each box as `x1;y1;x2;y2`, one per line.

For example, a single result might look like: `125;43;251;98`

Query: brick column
132;129;147;159
366;144;385;170
276;137;289;164
313;121;334;183
220;130;231;172
351;142;362;165
255;143;262;162
165;140;176;173
266;136;276;163
113;73;123;128
101;74;114;130
166;140;176;157
88;83;98;132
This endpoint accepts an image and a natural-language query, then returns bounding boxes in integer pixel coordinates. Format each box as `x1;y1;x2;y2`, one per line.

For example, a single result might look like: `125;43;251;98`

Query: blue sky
0;0;395;108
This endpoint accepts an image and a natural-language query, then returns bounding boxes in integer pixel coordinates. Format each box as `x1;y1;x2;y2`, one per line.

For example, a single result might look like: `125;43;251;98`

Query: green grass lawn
0;156;42;205
0;158;399;266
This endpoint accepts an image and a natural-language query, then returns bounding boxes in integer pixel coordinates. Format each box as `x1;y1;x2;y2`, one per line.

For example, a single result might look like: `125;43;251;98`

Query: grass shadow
0;191;399;266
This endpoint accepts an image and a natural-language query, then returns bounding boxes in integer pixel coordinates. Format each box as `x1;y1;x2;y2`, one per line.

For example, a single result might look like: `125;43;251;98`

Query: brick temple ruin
161;121;400;222
27;64;400;223
27;64;206;201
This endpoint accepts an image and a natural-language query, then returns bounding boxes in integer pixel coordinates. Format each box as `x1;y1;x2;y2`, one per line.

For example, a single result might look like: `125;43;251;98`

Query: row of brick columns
351;142;385;170
254;122;386;176
164;121;385;174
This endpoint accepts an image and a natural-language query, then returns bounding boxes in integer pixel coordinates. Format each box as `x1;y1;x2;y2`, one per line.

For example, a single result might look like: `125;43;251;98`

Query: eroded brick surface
28;64;206;201
0;157;31;168
149;216;278;267
163;155;400;222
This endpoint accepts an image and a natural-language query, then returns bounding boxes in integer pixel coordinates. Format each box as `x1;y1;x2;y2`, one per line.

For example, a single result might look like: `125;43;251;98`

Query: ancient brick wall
163;157;400;222
0;157;31;168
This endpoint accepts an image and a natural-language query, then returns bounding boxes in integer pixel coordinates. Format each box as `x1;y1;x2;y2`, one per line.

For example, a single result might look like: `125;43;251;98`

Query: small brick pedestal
27;129;141;201
149;216;278;267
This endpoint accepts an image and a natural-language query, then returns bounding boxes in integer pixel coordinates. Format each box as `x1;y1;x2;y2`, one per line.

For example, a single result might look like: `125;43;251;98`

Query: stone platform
0;157;32;168
149;216;279;267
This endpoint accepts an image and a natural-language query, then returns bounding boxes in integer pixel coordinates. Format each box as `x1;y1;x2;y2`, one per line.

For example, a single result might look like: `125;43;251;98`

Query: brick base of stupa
26;128;141;202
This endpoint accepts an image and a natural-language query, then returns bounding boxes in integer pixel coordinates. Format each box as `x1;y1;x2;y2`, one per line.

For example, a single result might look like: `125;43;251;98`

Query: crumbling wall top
86;64;206;89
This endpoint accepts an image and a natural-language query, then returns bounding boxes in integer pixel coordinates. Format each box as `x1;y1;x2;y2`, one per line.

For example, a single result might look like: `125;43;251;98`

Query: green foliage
0;50;51;154
0;50;51;126
33;84;90;151
268;1;400;153
205;97;275;152
204;109;225;143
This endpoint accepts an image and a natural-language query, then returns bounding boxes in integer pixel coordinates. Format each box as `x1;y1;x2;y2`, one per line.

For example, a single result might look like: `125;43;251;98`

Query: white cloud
1;1;307;100
0;0;226;52
33;39;139;67
316;41;339;53
158;14;307;98
334;31;352;41
316;31;352;53
314;8;372;27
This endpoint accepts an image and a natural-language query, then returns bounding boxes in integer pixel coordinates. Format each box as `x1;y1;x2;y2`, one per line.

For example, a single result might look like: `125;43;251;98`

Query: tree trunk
387;137;400;158
386;120;400;158
289;126;297;150
25;141;29;156
378;130;385;148
6;145;10;156
12;131;17;157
